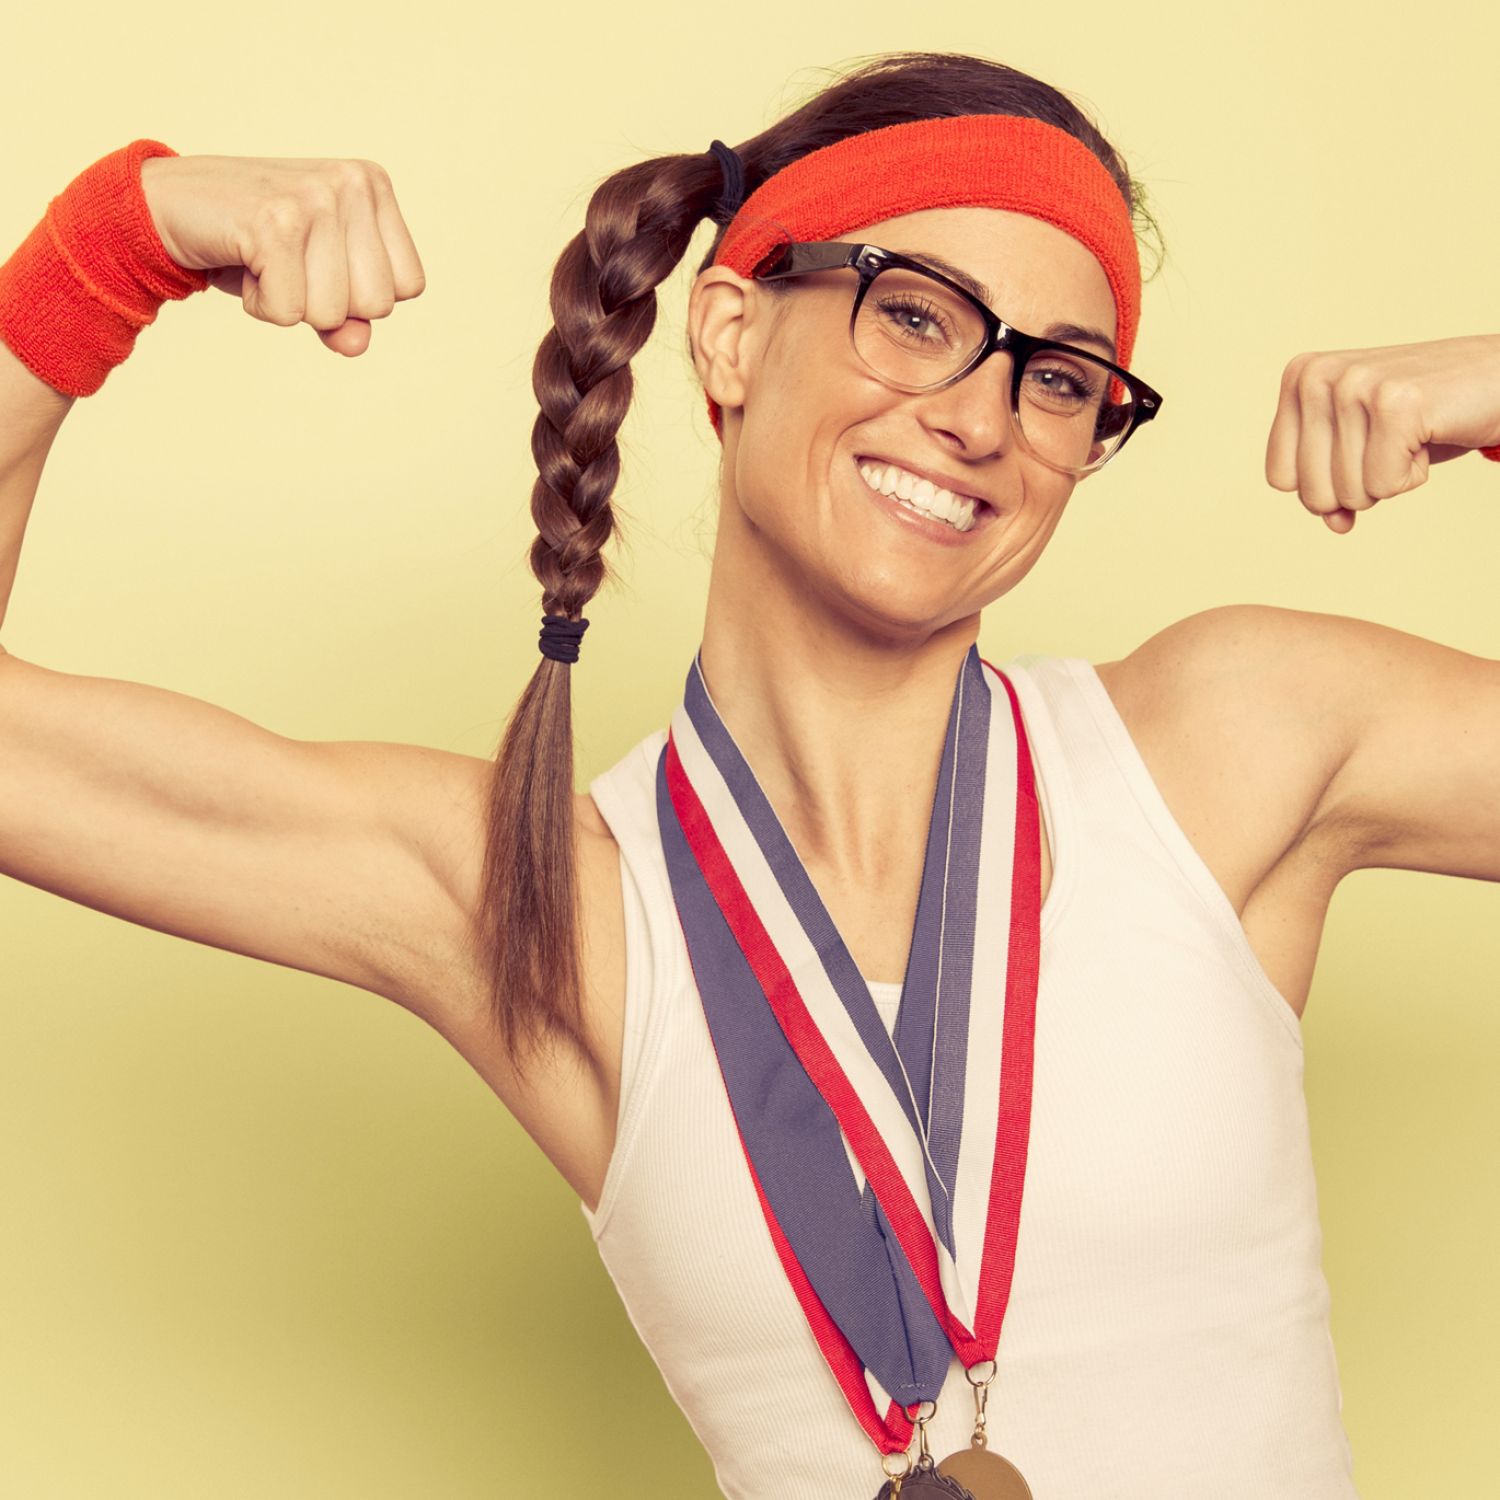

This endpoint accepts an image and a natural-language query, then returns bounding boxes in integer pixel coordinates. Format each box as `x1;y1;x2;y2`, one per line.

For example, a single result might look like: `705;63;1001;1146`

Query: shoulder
1099;600;1352;699
1095;603;1375;887
1099;601;1379;751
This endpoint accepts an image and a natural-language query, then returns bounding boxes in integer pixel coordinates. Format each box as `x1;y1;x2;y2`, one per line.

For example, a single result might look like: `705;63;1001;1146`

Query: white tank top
582;653;1359;1500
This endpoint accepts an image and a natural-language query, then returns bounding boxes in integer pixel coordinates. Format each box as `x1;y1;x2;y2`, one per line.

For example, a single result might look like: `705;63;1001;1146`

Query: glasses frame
751;240;1164;475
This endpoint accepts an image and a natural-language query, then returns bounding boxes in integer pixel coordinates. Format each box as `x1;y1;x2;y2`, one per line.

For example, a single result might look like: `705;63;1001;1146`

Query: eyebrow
900;248;1119;362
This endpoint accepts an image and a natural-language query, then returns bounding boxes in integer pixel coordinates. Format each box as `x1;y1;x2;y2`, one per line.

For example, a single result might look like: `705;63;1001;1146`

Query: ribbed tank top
582;654;1359;1499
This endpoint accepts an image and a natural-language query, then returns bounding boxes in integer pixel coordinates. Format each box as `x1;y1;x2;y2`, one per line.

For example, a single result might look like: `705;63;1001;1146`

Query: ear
687;265;760;416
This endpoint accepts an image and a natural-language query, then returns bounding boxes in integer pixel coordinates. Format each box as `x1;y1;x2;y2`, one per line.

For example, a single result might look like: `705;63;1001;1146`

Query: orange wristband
0;138;208;397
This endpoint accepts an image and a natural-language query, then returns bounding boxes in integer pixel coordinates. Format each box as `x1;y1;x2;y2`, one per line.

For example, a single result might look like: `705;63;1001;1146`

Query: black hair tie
707;139;747;222
538;613;589;665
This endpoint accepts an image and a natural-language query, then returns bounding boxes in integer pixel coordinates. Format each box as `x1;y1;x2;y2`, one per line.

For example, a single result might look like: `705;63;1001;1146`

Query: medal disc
875;1467;975;1499
935;1447;1033;1500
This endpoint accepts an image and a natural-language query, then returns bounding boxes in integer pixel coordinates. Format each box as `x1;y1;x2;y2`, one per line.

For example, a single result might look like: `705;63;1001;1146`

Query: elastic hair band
0;139;209;397
707;140;748;223
539;613;589;664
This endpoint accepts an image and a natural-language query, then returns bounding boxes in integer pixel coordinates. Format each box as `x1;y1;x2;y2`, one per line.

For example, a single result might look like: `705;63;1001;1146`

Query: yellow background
2;2;1498;1495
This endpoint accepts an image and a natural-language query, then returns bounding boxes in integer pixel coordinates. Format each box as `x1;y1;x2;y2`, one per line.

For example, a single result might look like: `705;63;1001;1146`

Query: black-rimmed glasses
751;240;1164;476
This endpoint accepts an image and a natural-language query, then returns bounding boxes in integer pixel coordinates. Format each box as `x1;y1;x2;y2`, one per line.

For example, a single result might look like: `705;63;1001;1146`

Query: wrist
0;139;209;397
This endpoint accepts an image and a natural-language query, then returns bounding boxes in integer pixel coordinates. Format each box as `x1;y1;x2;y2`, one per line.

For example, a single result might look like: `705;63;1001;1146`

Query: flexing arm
1256;334;1500;884
0;150;490;1037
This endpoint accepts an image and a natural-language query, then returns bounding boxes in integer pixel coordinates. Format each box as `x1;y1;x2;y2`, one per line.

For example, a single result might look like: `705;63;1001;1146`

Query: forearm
0;339;73;637
0;140;210;641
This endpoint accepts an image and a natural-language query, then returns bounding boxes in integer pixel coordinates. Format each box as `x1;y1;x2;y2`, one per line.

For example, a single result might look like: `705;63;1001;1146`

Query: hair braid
471;150;725;1064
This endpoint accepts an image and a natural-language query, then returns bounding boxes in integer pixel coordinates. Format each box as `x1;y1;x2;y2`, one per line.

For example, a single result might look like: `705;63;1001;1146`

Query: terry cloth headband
703;113;1142;439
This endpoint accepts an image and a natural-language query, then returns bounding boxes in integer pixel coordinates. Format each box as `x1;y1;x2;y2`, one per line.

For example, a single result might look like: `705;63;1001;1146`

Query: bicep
1300;617;1500;881
0;649;490;1021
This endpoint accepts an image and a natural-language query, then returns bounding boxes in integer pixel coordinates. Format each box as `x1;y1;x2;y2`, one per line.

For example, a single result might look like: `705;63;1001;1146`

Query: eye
1024;359;1106;407
874;295;960;347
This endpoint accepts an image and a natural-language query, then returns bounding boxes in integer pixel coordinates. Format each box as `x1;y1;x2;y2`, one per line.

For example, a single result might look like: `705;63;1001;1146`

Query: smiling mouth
853;456;995;533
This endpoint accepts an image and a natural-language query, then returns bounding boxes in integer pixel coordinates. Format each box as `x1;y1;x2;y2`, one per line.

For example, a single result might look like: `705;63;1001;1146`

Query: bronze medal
935;1446;1034;1499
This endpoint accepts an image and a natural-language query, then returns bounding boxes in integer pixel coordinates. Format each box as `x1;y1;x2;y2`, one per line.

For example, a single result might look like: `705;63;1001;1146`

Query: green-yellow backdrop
2;3;1498;1495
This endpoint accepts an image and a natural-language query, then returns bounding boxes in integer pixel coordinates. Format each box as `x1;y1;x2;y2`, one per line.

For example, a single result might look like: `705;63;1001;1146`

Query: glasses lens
1017;347;1137;472
851;267;1138;475
852;268;986;386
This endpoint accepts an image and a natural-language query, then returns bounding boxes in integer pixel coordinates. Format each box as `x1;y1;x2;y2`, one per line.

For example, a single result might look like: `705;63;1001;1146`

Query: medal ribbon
655;646;1040;1454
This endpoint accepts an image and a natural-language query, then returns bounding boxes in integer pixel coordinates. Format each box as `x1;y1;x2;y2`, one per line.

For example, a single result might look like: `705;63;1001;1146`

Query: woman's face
691;204;1121;644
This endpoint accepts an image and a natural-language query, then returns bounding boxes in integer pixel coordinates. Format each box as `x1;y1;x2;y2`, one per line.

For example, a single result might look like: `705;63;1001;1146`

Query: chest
494;650;1341;1211
813;811;1055;990
815;656;1326;1012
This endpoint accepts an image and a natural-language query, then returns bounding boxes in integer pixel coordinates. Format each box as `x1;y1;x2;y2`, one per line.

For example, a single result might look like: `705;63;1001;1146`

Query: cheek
735;334;857;516
751;299;878;425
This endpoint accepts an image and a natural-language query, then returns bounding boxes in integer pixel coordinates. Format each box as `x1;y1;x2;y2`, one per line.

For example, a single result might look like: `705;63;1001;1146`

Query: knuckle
1371;378;1421;416
353;157;393;190
361;293;397;320
305;298;350;332
249;296;302;328
1295;352;1336;393
300;181;341;219
254;195;307;238
326;158;370;196
1331;365;1372;408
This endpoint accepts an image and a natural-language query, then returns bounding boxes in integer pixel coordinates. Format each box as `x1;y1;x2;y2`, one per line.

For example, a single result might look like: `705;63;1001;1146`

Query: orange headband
704;113;1141;438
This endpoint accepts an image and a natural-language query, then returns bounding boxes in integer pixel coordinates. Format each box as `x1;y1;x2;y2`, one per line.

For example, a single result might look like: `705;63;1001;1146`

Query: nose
911;348;1019;460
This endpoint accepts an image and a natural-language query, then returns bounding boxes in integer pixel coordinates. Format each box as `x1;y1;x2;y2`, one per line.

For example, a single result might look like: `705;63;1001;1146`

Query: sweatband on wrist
1481;445;1500;462
704;114;1143;439
0;138;209;397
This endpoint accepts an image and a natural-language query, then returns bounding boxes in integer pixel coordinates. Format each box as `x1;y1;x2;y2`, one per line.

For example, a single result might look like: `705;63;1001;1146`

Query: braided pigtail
470;148;732;1066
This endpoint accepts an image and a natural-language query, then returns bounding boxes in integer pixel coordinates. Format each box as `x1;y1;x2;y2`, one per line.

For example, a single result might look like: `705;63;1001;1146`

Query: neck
698;506;983;886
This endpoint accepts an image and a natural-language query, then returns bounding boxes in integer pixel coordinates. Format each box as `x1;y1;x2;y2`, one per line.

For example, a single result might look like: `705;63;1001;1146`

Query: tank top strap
1001;649;1229;900
583;727;680;1237
998;652;1303;1049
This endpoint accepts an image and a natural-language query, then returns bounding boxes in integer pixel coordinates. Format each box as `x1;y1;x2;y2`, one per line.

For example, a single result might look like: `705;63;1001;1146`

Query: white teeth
856;459;980;533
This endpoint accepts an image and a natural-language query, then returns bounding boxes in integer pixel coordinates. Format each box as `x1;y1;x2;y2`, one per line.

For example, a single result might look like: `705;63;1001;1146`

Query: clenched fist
139;155;426;357
1265;333;1500;532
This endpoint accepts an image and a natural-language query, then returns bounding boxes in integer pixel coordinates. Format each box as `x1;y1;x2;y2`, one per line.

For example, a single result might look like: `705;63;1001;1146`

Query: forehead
840;205;1118;348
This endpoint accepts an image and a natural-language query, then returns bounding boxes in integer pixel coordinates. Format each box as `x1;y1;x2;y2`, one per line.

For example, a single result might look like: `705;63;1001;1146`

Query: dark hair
468;50;1165;1068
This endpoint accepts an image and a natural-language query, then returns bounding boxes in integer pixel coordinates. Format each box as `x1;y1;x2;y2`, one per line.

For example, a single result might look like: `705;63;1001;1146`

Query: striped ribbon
655;644;1041;1454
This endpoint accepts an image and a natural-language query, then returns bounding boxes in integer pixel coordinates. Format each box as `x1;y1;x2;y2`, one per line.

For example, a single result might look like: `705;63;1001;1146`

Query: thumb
204;267;372;355
316;318;373;357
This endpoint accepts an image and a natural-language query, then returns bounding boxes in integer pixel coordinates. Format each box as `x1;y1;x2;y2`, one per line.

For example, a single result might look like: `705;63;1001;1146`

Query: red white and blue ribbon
655;644;1042;1453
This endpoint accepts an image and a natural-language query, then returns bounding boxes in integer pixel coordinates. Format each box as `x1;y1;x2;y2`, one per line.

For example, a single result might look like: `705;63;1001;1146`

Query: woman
1;48;1497;1500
